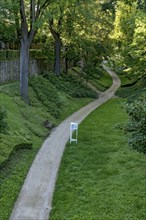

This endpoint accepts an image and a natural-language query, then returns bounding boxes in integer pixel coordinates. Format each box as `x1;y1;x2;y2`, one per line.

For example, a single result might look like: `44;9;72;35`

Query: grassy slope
50;98;145;220
69;66;113;91
0;80;94;220
115;72;146;99
0;67;115;219
89;68;113;91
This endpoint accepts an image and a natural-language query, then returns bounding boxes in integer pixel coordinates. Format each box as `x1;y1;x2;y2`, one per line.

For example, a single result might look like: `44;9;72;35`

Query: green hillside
0;68;113;220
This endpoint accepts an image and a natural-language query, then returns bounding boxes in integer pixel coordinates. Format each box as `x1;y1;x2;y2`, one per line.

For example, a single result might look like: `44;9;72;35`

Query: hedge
0;49;46;61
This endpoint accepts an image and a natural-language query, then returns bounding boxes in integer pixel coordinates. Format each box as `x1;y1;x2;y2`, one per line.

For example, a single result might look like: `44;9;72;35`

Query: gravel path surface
10;65;121;220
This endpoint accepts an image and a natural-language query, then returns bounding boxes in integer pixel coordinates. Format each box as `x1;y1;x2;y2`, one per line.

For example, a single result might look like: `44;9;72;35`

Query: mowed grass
50;98;146;220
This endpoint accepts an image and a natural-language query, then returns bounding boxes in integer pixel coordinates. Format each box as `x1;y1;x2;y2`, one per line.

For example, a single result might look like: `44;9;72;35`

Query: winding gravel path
10;65;121;220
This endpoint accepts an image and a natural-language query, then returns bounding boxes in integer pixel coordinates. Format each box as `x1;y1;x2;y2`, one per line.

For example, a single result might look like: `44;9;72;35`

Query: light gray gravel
10;65;121;220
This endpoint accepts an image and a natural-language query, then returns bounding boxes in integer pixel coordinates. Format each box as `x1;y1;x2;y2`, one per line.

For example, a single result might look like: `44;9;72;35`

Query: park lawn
50;98;146;220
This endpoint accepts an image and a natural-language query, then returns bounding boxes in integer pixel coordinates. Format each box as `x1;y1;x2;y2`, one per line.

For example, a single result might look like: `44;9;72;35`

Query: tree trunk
54;35;61;75
20;38;29;102
63;46;68;74
49;19;61;76
64;56;68;74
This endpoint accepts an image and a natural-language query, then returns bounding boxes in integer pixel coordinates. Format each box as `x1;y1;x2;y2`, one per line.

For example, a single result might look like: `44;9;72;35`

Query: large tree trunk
54;35;61;75
20;38;29;102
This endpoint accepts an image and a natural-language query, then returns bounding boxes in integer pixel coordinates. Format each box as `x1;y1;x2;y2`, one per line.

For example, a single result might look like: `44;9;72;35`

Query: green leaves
110;0;146;79
124;95;146;153
0;107;8;134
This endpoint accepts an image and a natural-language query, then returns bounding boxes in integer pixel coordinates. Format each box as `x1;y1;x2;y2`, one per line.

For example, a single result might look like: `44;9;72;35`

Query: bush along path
10;65;121;220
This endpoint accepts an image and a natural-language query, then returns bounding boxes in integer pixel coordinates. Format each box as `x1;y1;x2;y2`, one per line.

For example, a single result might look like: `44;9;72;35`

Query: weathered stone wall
0;59;52;84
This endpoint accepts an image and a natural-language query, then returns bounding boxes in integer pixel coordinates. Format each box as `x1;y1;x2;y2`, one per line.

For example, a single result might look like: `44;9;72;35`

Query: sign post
70;122;78;143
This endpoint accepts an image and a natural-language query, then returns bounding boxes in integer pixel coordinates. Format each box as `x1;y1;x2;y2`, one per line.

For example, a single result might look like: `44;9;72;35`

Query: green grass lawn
50;98;146;220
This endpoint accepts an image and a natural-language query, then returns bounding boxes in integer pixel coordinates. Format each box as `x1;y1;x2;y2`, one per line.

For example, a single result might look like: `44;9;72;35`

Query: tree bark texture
54;35;61;75
63;46;68;74
19;0;51;101
49;19;61;75
20;38;29;102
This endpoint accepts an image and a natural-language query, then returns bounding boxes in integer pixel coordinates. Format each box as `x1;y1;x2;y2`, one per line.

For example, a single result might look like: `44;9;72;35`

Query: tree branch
30;0;35;30
36;0;52;19
20;0;28;36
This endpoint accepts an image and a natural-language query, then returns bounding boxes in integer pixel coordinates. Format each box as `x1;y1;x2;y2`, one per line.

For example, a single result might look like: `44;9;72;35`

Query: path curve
10;65;121;220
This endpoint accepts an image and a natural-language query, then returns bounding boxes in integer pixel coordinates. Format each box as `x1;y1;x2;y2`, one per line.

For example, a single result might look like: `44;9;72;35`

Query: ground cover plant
0;75;95;220
43;71;98;98
50;98;145;220
69;66;113;92
114;63;146;99
88;66;113;91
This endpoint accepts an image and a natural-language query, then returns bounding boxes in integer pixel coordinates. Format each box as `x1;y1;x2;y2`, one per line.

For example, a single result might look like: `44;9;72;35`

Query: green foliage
0;107;8;133
29;49;46;59
90;66;113;91
43;72;97;98
116;86;145;99
29;76;62;118
124;95;146;154
6;50;19;60
110;1;146;80
0;0;18;43
116;77;146;154
0;50;6;60
0;49;47;61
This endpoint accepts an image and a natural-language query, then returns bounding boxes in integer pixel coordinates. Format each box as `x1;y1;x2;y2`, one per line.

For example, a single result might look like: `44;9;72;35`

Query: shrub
0;50;6;60
0;107;8;133
30;49;46;59
6;50;19;60
29;76;62;118
124;95;146;153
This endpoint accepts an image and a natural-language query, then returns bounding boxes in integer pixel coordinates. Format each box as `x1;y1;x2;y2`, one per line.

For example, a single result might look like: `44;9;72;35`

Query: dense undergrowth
43;71;98;98
115;72;146;154
0;68;105;220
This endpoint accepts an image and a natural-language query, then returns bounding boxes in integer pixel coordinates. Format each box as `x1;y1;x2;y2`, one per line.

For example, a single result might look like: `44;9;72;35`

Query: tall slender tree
47;0;78;75
19;0;52;102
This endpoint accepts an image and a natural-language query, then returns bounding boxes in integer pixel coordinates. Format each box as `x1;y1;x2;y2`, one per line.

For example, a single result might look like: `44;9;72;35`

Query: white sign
70;122;78;143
